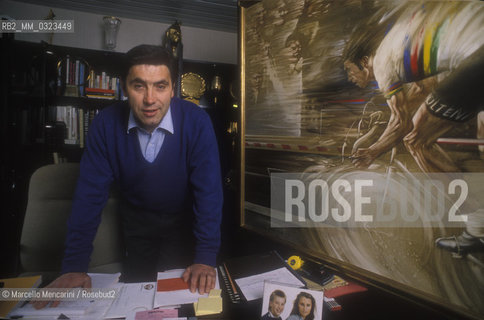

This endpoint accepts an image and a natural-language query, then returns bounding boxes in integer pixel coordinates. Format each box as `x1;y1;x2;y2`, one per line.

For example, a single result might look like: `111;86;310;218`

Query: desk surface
188;286;466;320
217;229;473;320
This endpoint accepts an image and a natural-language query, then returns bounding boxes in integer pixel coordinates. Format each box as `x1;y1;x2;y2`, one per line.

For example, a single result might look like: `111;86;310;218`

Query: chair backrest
19;163;124;275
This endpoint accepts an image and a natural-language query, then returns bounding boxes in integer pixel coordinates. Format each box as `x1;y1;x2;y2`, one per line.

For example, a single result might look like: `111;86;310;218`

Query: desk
216;229;473;320
1;268;470;319
185;286;467;320
2;228;474;320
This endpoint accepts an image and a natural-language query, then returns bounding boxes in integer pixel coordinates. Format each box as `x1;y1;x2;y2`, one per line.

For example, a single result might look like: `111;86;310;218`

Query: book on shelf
79;62;85;96
75;60;80;85
56;59;63;96
60;56;88;97
79;110;85;148
52;106;100;147
85;88;116;99
86;95;116;100
65;55;70;85
85;87;115;94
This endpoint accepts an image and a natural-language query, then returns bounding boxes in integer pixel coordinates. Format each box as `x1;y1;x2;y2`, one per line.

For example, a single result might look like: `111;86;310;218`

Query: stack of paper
8;273;120;319
6;269;222;319
193;289;222;316
234;267;305;301
104;282;156;319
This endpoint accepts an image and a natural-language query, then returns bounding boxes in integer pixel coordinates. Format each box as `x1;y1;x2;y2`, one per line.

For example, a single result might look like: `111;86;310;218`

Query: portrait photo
260;281;323;320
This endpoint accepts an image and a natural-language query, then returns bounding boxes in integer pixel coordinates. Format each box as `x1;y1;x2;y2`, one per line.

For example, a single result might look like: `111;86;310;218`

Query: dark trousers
119;201;195;283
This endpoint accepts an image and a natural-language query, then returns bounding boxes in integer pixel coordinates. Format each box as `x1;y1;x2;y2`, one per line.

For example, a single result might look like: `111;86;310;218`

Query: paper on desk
154;269;219;308
90;272;122;288
104;282;156;319
8;273;121;319
8;299;96;318
125;307;178;320
194;296;222;316
234;267;305;301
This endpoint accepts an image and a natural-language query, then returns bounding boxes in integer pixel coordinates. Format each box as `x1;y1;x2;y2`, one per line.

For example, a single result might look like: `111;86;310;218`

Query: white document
90;272;122;288
9;299;98;318
154;269;219;308
103;282;156;319
234;267;305;301
8;273;121;319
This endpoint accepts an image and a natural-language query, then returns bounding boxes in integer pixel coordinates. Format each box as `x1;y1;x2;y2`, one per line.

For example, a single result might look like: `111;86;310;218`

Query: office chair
19;163;124;278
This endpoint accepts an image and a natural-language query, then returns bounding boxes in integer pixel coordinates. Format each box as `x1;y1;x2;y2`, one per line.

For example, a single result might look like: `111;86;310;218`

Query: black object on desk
298;263;335;286
219;250;306;303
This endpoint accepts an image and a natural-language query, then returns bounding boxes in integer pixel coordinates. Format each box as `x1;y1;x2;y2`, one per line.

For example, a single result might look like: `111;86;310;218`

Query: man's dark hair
343;3;404;69
342;22;387;69
121;44;178;87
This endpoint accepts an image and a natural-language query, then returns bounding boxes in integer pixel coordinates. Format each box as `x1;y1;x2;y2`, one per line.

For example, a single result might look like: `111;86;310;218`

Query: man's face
269;296;286;317
125;64;174;133
344;59;370;88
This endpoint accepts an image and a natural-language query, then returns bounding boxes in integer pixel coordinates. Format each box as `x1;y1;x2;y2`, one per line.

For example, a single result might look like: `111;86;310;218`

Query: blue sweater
62;98;223;273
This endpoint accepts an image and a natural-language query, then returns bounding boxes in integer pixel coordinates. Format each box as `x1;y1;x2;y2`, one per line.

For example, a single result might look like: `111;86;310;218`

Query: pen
223;264;237;295
220;264;241;303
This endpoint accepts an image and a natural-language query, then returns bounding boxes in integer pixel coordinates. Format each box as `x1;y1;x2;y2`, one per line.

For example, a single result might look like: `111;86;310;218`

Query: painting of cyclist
343;2;484;254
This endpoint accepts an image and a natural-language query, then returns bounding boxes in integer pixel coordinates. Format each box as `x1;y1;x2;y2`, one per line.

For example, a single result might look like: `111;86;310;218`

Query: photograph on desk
240;1;484;319
261;281;324;320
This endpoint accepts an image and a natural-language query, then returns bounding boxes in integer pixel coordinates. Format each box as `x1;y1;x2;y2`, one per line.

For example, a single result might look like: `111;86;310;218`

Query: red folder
156;278;189;292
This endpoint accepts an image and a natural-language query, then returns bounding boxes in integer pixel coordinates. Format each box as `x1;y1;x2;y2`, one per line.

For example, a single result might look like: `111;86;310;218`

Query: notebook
219;251;306;303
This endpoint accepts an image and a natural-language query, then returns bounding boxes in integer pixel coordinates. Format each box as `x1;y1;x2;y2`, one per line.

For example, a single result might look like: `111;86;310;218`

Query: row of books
62;56;85;87
52;105;100;147
57;56;87;97
58;56;126;100
86;70;126;100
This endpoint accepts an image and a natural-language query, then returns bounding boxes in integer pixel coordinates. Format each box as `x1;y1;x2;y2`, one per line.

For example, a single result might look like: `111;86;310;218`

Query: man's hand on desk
182;264;216;295
31;272;92;309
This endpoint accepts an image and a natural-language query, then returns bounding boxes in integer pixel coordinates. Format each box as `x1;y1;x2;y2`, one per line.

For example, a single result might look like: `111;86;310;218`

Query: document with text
154;269;219;308
234;267;305;301
8;273;121;318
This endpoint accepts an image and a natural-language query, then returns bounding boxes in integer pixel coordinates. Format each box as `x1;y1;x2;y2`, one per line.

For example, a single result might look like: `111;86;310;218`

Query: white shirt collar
127;107;174;135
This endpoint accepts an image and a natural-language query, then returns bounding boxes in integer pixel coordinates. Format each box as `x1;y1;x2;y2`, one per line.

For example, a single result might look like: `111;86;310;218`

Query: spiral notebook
219;251;306;303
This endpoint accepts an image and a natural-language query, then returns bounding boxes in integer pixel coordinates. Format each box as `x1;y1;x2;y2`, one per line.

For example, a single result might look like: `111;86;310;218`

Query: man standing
34;45;223;308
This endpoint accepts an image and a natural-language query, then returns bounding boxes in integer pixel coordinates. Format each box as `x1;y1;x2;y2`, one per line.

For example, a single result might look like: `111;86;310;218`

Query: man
262;290;286;320
343;2;484;254
34;44;223;308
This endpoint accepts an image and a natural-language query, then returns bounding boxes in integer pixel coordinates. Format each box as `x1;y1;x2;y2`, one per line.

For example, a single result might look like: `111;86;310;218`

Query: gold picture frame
239;1;484;319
